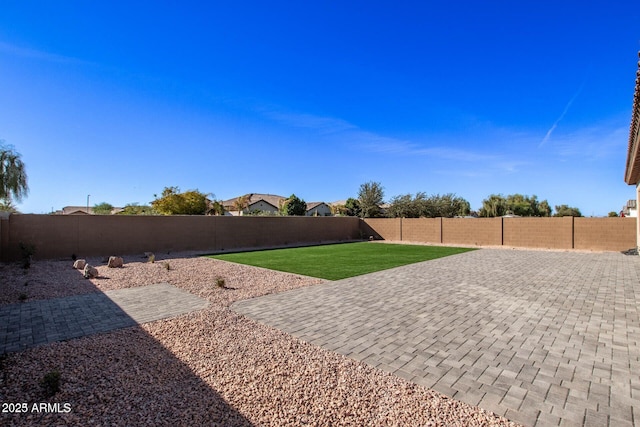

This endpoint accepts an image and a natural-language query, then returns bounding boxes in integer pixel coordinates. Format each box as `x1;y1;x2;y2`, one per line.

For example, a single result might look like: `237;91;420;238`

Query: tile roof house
221;194;286;216
624;51;640;247
306;202;332;216
60;206;93;215
622;199;637;217
55;206;124;215
625;53;640;185
221;194;333;216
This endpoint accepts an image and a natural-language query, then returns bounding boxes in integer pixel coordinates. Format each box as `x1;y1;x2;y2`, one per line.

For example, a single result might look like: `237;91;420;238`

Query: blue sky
1;1;639;215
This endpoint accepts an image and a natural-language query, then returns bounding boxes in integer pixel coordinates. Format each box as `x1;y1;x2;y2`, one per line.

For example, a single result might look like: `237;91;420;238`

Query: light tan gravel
0;253;520;426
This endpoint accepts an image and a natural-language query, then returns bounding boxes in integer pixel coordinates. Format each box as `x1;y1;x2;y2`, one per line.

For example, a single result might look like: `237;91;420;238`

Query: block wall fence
0;214;635;261
0;215;361;261
361;217;636;252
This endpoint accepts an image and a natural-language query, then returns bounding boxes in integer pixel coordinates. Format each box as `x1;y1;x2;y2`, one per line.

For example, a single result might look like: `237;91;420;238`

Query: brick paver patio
232;248;640;426
0;283;209;354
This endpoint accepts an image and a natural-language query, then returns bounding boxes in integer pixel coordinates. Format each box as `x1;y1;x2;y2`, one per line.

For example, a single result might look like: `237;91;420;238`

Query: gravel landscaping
0;253;519;426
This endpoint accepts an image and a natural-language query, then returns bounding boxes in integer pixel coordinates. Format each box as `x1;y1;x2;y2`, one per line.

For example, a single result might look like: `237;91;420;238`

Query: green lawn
208;242;476;280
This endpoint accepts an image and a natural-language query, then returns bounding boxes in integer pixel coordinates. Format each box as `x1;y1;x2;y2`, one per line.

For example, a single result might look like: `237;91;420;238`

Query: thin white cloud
0;40;92;65
357;139;498;163
539;80;586;148
540;123;558;147
354;139;418;154
548;124;627;160
433;169;489;178
261;107;523;173
433;158;530;177
262;110;357;134
496;159;531;173
413;147;498;163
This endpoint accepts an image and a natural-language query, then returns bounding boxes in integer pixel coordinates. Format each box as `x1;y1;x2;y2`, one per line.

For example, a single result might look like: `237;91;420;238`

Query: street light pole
87;194;90;214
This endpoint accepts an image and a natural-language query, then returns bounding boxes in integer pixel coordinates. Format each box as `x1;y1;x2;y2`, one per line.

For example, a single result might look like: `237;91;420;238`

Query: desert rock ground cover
0;253;519;426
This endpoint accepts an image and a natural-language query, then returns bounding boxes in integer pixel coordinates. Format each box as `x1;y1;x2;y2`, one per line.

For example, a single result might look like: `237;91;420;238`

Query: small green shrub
163;261;171;271
19;242;35;257
40;370;61;397
215;277;226;288
19;242;35;269
148;254;155;263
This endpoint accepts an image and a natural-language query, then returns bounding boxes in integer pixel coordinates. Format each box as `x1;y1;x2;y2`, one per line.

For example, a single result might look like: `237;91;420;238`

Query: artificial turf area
208;242;476;280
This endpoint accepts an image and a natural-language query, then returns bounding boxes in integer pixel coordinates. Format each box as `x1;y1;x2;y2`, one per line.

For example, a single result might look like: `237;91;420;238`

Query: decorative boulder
73;259;87;270
83;264;99;279
107;256;124;268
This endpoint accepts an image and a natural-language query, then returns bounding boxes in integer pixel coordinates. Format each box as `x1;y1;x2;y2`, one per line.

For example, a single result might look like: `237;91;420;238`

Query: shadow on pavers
0;265;253;426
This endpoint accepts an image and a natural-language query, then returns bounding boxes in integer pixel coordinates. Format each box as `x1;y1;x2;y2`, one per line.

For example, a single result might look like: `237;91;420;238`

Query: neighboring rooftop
306;202;327;210
221;193;286;210
220;194;333;215
54;206;124;215
58;206;93;215
624;51;640;185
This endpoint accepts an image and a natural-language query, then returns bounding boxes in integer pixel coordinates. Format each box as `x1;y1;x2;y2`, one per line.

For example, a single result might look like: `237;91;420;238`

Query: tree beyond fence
0;215;635;261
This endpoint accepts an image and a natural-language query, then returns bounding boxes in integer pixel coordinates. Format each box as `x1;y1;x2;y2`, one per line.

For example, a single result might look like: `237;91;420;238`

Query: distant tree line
478;194;551;217
89;188;313;217
477;194;581;217
332;181;469;219
90;182;585;218
386;192;470;218
330;181;584;219
93;187;215;216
